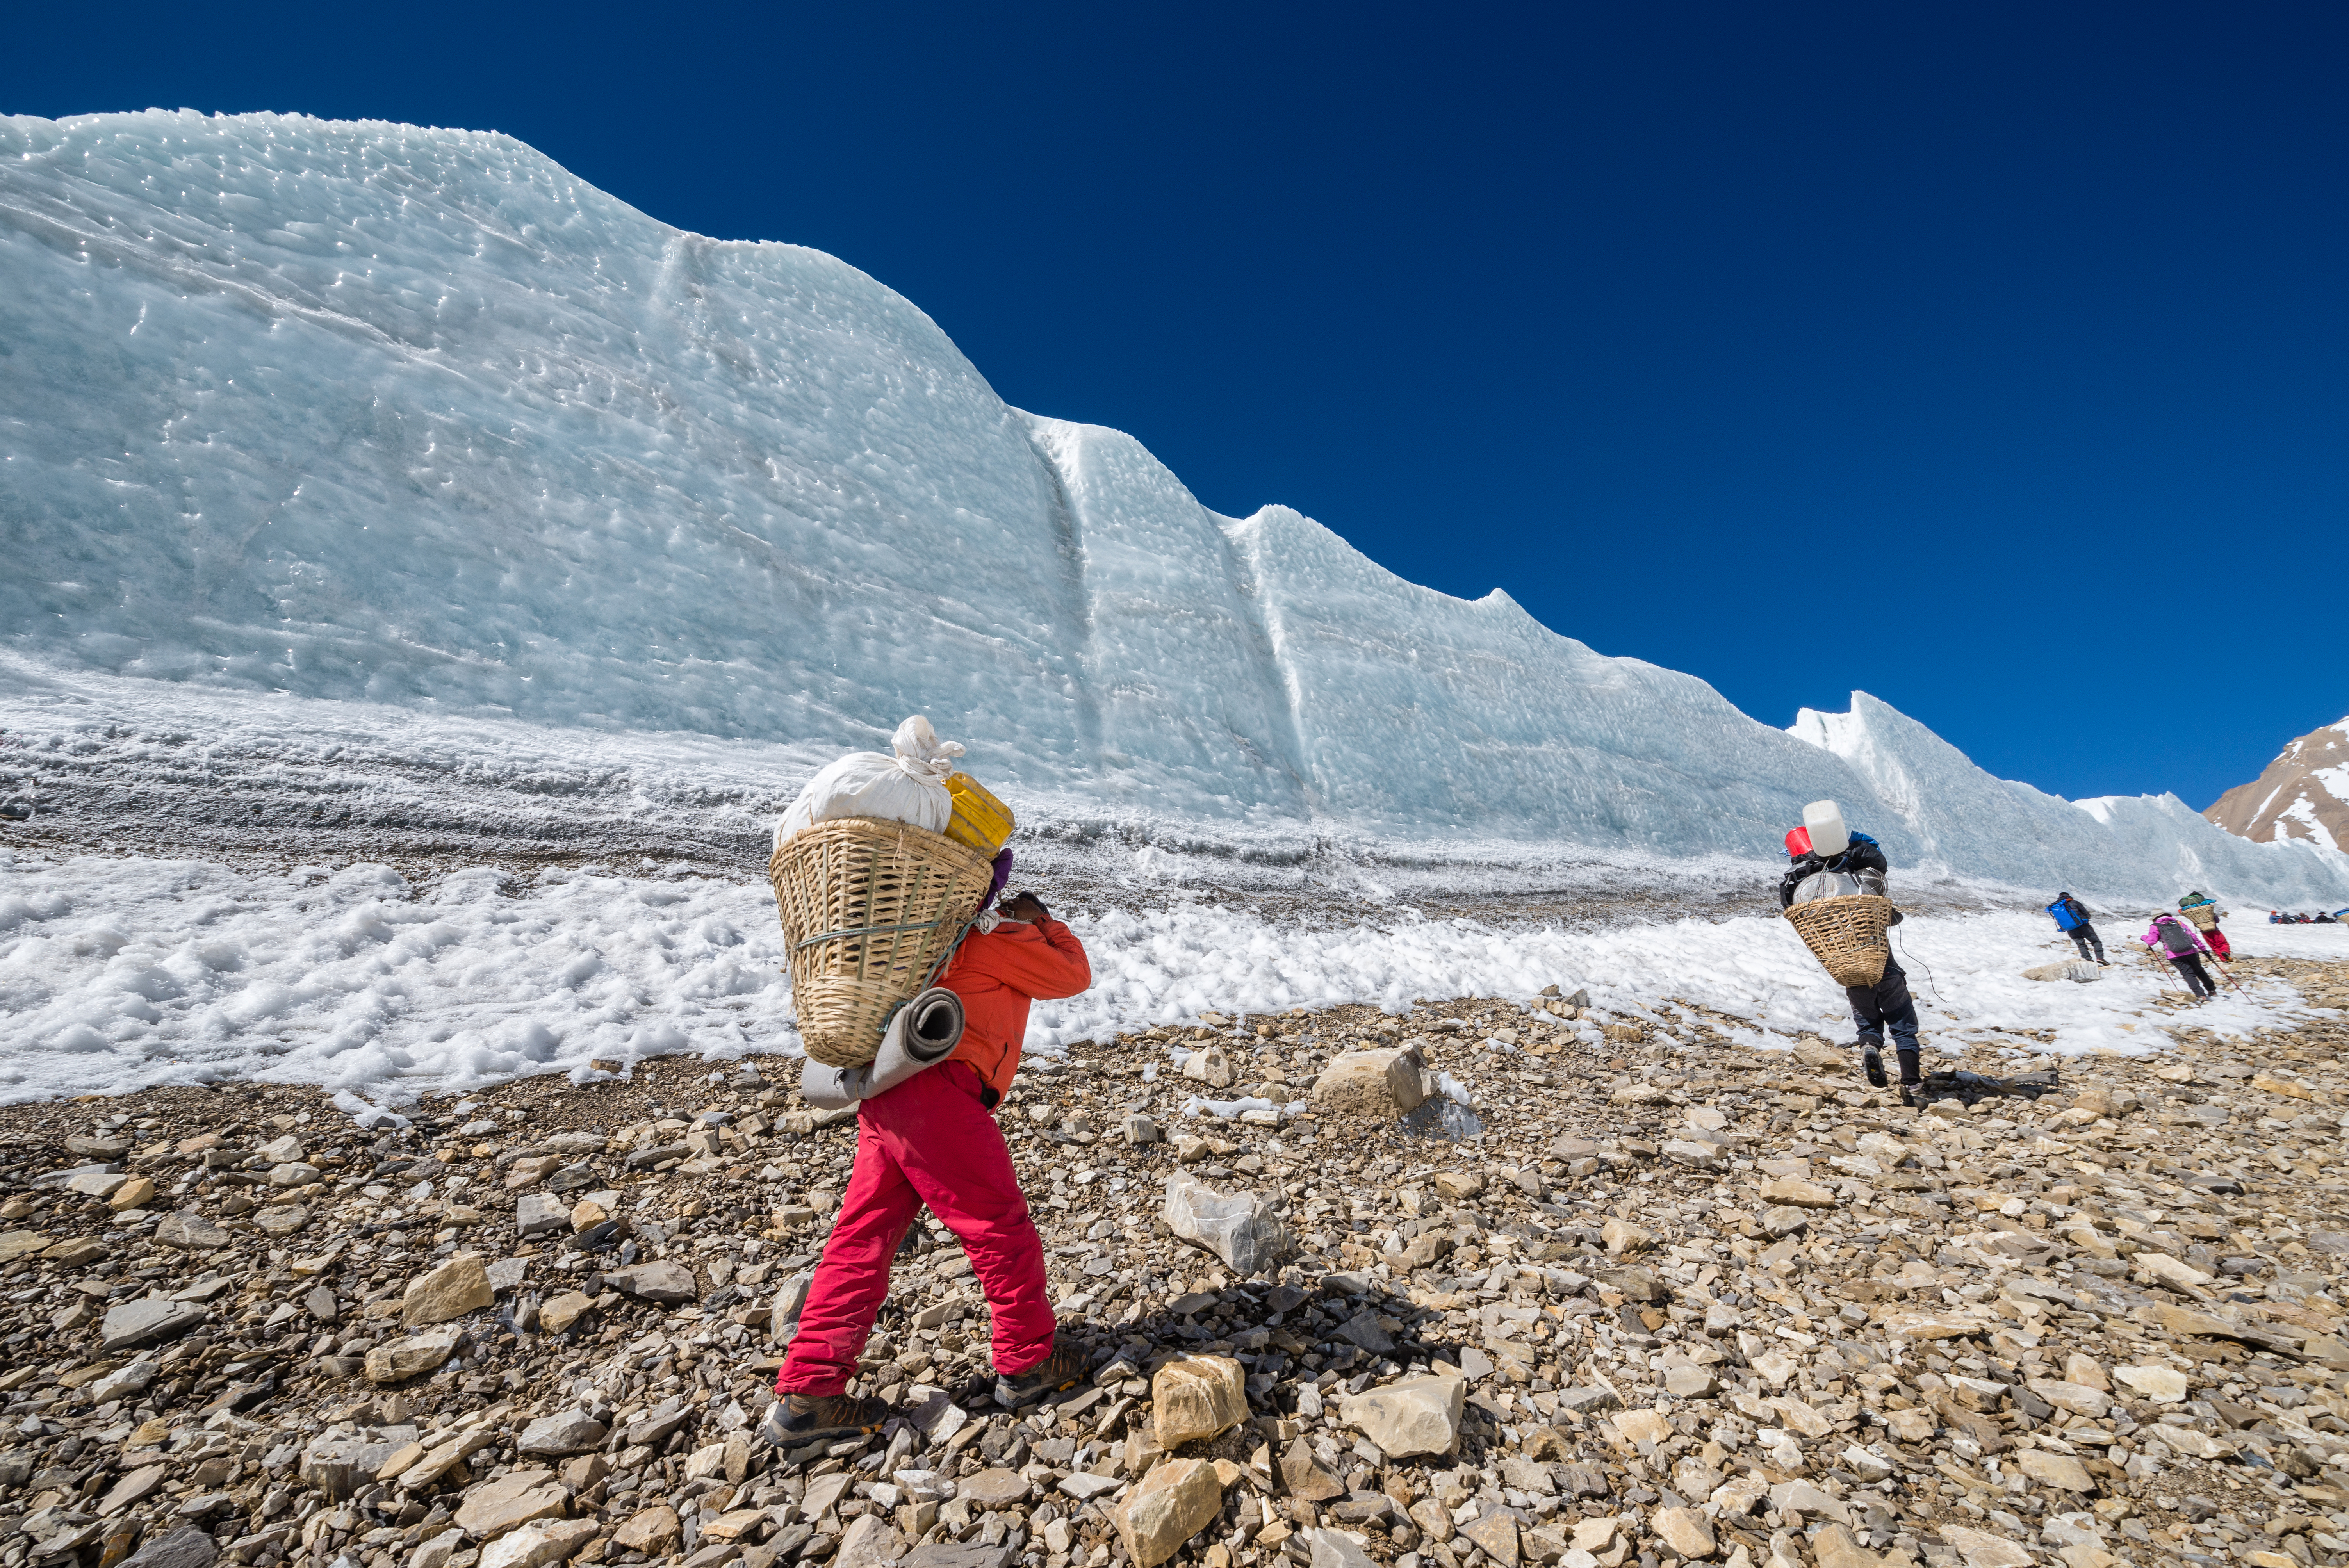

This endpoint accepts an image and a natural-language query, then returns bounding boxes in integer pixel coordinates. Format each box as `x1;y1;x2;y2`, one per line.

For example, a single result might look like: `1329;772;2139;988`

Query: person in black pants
1781;825;1924;1101
2142;913;2219;998
2052;892;2107;965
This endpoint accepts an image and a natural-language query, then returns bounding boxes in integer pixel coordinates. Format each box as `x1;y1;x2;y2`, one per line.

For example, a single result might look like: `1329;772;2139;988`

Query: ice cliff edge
4;110;2344;903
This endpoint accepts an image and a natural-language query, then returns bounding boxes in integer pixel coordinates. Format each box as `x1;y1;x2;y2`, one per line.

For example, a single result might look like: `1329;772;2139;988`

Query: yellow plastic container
943;772;1016;856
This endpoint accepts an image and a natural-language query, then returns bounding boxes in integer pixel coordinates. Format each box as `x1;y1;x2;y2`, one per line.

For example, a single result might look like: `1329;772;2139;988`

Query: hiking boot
1861;1043;1887;1089
1898;1081;1925;1107
760;1391;889;1446
994;1339;1091;1407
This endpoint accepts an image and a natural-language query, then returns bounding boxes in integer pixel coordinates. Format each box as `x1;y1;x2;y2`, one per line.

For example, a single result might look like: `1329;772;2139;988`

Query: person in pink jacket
2142;912;2219;999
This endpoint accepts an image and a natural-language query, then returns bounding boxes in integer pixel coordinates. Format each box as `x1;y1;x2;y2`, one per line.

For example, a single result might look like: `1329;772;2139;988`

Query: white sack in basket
1791;868;1887;904
773;716;963;853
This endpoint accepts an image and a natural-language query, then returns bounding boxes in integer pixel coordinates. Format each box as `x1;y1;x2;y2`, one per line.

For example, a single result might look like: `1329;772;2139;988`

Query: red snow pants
775;1059;1055;1397
2206;928;2232;962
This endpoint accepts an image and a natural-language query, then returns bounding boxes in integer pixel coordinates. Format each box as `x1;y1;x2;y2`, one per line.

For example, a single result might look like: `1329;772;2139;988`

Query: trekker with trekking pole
2047;892;2108;966
2178;892;2231;963
2142;911;2222;1000
1780;815;1925;1103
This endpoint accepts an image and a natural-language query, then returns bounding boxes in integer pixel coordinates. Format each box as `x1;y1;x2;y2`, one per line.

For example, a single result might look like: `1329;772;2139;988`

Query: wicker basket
768;818;996;1067
1784;893;1896;987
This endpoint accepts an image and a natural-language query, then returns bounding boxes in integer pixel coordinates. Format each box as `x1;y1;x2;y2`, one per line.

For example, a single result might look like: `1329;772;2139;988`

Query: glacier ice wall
4;110;2345;905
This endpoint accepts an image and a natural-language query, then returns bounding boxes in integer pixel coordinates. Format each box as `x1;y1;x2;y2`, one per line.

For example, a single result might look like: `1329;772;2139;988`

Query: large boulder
1162;1174;1290;1278
1310;1048;1425;1117
1151;1357;1248;1448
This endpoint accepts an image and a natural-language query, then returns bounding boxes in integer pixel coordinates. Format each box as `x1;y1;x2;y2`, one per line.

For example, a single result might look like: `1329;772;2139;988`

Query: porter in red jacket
767;893;1092;1441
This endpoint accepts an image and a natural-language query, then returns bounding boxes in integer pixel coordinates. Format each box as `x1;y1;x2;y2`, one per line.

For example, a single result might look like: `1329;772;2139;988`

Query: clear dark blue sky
10;3;2344;810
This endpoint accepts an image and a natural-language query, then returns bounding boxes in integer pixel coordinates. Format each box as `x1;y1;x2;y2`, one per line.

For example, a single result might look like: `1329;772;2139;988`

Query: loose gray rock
604;1260;697;1303
517;1408;610;1456
152;1212;230;1251
1161;1172;1290;1278
119;1527;220;1568
515;1193;569;1237
100;1297;206;1353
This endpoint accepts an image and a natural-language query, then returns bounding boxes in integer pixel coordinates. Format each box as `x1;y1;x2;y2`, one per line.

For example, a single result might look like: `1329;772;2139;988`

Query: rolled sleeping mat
798;987;966;1110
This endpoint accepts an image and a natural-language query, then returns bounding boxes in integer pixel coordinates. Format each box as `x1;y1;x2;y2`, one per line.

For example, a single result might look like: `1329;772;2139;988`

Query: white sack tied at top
773;716;965;852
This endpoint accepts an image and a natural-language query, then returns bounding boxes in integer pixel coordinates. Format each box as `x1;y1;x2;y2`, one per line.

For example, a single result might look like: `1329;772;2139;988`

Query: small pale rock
955;1470;1031;1509
1610;1408;1673;1446
107;1176;157;1212
1339;1374;1464;1458
479;1518;599;1568
455;1470;568;1538
1757;1176;1839;1209
365;1325;464;1384
1281;1438;1345;1502
1939;1526;2035;1568
1182;1046;1235;1089
2016;1450;2095;1493
516;1193;569;1237
403;1253;495;1327
612;1507;681;1555
539;1290;596;1335
1459;1509;1522;1568
250;1203;310;1237
1115;1461;1226;1568
2113;1364;2189;1402
1652;1507;1716;1561
1811;1526;1882;1568
1153;1356;1248;1447
1600;1219;1650;1254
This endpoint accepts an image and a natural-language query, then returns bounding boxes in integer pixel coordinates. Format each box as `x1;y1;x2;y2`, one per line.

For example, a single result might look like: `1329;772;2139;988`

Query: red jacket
938;918;1091;1105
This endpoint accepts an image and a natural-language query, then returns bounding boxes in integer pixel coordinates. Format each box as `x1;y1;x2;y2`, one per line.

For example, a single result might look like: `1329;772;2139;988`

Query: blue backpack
2048;898;2083;932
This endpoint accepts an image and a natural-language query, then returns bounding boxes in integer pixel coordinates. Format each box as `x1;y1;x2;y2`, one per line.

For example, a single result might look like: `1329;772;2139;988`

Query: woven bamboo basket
1784;893;1895;987
768;818;996;1067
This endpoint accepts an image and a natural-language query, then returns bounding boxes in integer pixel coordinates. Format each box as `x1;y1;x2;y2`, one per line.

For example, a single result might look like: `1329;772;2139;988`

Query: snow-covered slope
2204;718;2349;854
4;110;2346;907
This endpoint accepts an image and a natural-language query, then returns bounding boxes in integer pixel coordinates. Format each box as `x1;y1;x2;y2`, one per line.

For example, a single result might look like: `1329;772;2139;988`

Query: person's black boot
760;1391;889;1446
1897;1051;1922;1106
1861;1042;1888;1089
994;1339;1091;1408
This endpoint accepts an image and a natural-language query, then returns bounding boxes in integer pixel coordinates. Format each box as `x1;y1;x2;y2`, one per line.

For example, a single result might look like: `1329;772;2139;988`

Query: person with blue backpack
2046;892;2108;965
1779;809;1923;1102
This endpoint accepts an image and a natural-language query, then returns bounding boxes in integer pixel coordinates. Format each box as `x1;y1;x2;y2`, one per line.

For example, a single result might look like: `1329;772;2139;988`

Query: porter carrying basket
768;818;996;1068
1783;893;1896;987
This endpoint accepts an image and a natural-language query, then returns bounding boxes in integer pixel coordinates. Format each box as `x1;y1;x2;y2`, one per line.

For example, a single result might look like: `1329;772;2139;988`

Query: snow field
4;847;2337;1109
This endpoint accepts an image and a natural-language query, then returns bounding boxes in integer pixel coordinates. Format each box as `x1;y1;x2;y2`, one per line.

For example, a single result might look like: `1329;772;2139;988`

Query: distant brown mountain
2205;717;2349;852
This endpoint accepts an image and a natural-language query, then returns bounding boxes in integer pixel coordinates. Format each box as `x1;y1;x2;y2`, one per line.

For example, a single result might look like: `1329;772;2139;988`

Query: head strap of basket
1784;892;1895;988
768;818;996;1067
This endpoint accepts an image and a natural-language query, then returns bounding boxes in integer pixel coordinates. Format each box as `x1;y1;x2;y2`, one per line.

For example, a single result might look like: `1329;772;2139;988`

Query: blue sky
8;3;2343;810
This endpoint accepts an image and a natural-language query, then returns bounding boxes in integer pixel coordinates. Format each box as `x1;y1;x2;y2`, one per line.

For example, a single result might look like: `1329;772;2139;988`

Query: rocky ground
0;958;2344;1568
